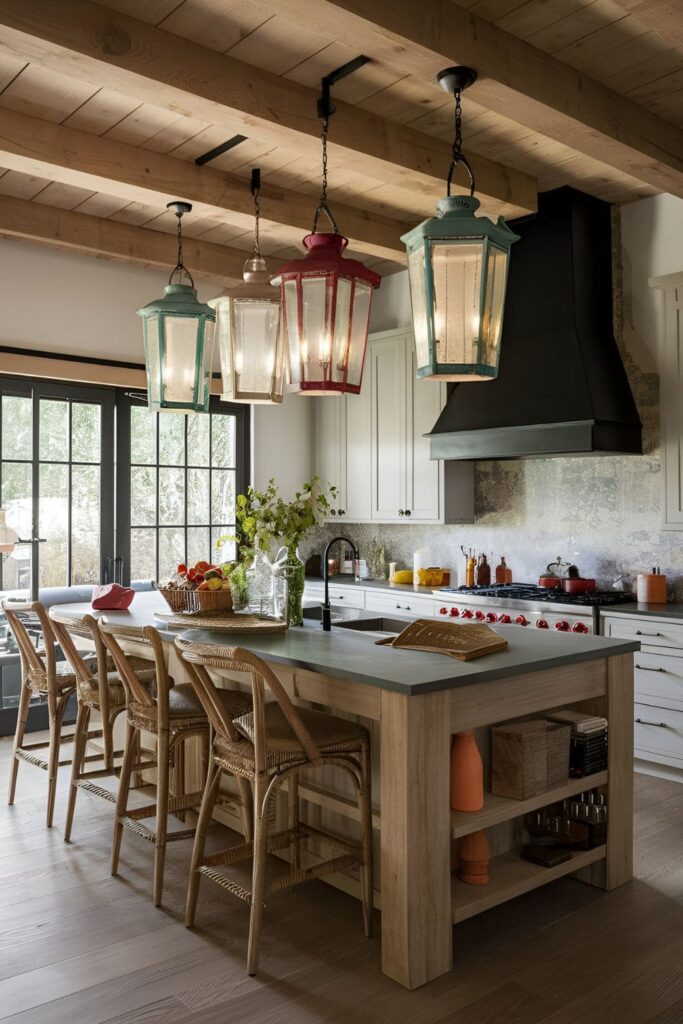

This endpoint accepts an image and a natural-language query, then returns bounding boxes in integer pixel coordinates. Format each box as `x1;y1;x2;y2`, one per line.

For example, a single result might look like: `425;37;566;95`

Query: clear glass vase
246;544;276;617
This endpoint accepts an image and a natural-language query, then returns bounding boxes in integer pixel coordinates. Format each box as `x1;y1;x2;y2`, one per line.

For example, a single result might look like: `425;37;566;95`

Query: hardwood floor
0;737;681;1024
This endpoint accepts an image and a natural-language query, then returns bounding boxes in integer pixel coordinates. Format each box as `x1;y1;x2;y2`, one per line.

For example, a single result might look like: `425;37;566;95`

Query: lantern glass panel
333;276;352;387
143;317;161;408
431;240;486;375
218;298;283;403
301;275;332;387
162;315;203;405
407;246;429;369
481;243;509;369
346;281;373;390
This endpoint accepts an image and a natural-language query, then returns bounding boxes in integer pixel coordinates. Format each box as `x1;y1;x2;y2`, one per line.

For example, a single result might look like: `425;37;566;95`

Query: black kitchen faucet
321;536;359;632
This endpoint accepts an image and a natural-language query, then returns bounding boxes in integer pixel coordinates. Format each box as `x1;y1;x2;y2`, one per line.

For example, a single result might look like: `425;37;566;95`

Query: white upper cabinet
652;272;683;529
314;327;473;525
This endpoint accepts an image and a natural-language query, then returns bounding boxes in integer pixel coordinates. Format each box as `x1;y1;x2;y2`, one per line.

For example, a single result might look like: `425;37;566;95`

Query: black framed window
116;394;250;583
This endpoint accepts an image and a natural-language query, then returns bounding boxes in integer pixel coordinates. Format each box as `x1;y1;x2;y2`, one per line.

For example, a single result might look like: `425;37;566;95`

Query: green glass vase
283;547;305;626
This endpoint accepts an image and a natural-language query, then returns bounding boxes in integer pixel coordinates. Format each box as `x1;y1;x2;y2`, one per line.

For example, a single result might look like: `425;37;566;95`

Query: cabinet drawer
304;583;365;609
634;704;683;767
635;651;683;712
365;591;436;617
602;616;683;649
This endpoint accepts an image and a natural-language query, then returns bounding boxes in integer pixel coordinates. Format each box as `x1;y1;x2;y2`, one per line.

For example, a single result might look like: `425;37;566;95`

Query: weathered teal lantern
402;68;518;382
137;201;216;413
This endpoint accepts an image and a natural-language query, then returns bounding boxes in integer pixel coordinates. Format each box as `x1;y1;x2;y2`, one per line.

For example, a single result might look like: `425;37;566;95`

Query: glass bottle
495;556;512;584
476;553;491;586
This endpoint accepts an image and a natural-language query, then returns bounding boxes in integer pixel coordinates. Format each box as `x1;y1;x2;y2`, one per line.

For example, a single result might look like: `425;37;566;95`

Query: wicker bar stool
176;637;374;976
99;621;253;907
49;610;157;842
3;599;80;828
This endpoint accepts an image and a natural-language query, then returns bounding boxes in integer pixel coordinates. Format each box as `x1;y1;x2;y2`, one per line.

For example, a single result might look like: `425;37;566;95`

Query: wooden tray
155;610;288;634
375;619;508;660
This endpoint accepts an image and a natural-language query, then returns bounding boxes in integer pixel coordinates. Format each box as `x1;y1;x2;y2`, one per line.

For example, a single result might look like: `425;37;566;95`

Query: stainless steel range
433;584;634;634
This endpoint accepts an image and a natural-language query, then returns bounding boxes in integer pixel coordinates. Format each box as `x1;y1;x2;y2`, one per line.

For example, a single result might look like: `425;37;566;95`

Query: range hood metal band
429;420;643;461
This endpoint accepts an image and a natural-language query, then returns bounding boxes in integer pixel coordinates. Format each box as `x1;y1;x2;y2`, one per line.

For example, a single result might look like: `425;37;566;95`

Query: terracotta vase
450;731;484;811
457;830;491;886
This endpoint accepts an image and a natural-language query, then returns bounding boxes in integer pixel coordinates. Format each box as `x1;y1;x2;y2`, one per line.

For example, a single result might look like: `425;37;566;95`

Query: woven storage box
491;720;571;800
196;588;233;614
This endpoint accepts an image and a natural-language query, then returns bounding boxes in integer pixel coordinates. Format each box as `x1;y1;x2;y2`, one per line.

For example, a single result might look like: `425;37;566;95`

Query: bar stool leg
247;781;270;977
112;722;137;875
185;762;222;928
359;744;374;938
153;725;170;907
7;681;31;806
64;702;90;842
46;693;69;829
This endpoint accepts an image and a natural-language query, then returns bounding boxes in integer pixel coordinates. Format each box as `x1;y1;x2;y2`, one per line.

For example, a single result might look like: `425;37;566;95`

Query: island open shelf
452;844;607;923
451;771;608;839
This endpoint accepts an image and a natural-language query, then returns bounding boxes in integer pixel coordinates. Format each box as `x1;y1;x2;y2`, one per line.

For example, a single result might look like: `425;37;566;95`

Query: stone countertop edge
176;622;640;696
305;576;437;598
599;602;683;619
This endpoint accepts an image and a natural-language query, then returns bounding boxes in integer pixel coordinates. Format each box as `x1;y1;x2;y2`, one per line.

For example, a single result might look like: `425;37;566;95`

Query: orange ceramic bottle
450;731;484;811
457;830;491;885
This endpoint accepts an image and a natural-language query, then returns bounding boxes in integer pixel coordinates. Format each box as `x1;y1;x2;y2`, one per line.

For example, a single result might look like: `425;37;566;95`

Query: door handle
114;556;124;584
635;630;663;637
635;718;668;728
635;664;665;673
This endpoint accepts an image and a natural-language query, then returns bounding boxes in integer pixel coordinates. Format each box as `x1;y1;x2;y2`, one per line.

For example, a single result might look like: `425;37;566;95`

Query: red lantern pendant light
270;78;380;396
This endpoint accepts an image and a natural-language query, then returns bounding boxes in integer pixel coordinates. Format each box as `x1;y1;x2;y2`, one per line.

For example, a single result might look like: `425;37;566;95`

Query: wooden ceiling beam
612;1;683;53
0;0;537;218
260;0;683;197
0;107;409;262
0;194;259;283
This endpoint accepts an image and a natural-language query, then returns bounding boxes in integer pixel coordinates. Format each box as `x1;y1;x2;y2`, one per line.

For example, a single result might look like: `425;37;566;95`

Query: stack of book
549;710;608;777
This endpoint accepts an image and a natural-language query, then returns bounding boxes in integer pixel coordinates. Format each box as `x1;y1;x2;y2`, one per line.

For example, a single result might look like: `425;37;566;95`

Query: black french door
0;377;116;598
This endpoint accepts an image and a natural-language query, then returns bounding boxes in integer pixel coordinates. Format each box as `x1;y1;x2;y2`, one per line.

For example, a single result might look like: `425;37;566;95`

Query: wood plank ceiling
0;0;679;287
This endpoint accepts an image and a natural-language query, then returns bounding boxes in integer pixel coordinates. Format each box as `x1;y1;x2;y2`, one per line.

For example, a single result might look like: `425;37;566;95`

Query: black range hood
429;186;643;461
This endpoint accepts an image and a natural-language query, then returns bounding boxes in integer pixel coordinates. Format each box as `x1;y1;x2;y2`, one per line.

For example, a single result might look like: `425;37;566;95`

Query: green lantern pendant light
137;201;216;413
401;67;519;382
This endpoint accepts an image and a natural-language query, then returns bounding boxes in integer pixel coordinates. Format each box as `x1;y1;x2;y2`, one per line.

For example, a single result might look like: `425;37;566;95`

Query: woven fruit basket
155;584;195;613
196;588;233;613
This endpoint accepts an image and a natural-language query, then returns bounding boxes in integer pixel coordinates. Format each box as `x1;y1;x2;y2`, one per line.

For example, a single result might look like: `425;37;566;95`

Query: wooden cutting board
375;618;508;660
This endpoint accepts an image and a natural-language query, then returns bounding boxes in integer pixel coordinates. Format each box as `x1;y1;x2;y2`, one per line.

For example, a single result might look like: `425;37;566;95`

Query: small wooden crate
491;720;571;800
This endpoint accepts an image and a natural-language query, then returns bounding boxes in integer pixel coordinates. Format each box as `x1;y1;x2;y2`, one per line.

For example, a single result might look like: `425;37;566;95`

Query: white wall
369;268;412;333
0;236;313;491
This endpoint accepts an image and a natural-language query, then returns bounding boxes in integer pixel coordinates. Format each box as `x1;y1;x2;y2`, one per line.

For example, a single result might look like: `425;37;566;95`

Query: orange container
636;573;667;603
450;731;484;812
457;830;491;886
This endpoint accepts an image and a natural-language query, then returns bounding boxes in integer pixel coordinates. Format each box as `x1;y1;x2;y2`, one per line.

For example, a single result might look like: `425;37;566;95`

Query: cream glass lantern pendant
402;68;519;382
212;170;285;404
271;82;380;396
137;201;216;413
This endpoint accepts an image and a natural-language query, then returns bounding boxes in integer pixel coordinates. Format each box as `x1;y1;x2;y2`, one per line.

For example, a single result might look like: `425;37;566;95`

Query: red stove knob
439;607;448;616
449;607;460;617
555;620;570;632
572;622;589;634
536;618;549;629
515;615;528;626
486;612;498;623
475;610;486;621
499;614;512;624
461;609;474;619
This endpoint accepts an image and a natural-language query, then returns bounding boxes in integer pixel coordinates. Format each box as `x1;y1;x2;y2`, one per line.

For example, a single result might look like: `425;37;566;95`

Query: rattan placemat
375;618;508;660
155;610;288;633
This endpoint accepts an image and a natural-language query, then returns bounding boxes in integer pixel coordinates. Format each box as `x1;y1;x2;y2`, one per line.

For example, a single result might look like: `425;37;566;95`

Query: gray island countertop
55;592;639;696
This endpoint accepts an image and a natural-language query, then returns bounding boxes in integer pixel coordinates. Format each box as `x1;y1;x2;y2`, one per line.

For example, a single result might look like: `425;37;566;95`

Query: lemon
206;576;223;591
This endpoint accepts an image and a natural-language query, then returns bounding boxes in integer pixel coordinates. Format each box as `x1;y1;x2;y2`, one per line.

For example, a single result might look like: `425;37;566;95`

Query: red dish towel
91;584;135;610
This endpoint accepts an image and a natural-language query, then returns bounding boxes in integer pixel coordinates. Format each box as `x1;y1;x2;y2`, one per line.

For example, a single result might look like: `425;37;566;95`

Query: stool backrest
98;620;168;719
175;638;322;771
49;610;112;714
1;599;57;691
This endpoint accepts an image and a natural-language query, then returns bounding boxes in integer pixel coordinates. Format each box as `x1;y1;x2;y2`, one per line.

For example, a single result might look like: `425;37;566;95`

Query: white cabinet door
371;333;407;522
343;378;372;521
315;397;345;520
406;346;444;522
653;273;683;529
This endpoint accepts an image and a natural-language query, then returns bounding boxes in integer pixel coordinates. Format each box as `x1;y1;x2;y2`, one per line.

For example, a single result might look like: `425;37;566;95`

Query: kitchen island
57;592;638;991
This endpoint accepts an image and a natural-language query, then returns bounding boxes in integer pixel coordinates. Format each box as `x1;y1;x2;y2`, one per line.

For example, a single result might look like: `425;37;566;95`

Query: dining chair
49;609;157;842
176;637;374;976
99;621;253;907
3;599;78;828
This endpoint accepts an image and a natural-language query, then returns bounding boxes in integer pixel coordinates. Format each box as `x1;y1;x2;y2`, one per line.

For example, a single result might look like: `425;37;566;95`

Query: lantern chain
169;207;194;288
251;167;262;257
312;115;340;235
447;86;477;198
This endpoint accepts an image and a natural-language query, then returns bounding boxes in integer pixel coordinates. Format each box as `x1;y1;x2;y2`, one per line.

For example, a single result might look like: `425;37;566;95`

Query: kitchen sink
303;605;406;634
